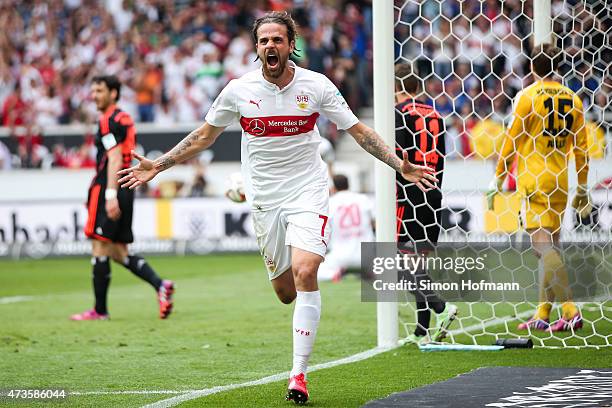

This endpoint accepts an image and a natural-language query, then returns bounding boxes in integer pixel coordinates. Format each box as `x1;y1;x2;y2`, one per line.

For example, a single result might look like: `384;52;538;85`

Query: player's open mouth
266;53;279;69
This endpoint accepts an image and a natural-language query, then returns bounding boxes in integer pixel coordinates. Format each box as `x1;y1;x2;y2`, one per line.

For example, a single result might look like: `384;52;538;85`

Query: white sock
291;290;321;378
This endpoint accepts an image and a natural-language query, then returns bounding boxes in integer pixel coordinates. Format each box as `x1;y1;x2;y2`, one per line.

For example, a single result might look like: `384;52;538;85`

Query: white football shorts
252;191;330;280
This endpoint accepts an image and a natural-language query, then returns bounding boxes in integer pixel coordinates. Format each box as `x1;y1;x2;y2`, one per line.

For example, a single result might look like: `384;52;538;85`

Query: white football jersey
328;190;375;251
205;61;359;211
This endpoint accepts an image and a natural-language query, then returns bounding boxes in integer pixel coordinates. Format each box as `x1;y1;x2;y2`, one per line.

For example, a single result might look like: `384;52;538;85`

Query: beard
261;54;287;79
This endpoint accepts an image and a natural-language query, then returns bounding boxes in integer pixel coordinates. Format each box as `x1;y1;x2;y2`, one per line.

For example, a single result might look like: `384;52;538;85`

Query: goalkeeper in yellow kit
488;44;591;332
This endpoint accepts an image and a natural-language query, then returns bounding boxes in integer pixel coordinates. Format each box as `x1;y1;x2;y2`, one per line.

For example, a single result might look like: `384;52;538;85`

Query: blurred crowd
0;0;373;169
0;0;372;123
0;0;610;175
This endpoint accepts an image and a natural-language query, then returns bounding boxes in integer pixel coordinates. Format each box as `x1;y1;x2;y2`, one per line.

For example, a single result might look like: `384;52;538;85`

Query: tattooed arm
347;122;402;172
346;121;438;192
118;122;225;189
154;122;224;171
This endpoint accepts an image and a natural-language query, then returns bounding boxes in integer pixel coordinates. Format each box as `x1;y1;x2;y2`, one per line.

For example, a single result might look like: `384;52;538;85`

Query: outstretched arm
118;122;225;189
346;121;437;192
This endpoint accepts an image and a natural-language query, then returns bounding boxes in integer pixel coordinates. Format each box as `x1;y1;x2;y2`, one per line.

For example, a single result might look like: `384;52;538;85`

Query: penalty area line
141;347;390;408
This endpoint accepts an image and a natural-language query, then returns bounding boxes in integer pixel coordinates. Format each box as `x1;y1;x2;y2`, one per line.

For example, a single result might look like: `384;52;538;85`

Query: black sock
415;301;430;336
92;256;111;315
431;300;446;314
122;255;162;290
405;268;446;335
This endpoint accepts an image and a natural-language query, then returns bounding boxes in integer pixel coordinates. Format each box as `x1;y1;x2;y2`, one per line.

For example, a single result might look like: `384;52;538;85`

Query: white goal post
373;0;399;348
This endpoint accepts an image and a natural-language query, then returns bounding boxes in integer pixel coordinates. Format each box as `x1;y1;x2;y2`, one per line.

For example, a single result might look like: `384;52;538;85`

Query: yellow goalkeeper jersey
495;80;589;203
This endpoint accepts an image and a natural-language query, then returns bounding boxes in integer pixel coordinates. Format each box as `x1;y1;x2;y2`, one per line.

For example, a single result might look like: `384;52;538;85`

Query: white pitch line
141;347;390;408
0;295;34;305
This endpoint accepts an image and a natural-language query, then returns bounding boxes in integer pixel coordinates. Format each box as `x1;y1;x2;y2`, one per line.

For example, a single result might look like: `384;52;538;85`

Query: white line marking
141;347;390;408
0;296;34;304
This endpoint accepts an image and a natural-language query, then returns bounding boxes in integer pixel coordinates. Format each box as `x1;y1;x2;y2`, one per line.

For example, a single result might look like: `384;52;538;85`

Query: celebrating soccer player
394;63;457;345
118;12;436;404
488;44;590;332
71;75;174;321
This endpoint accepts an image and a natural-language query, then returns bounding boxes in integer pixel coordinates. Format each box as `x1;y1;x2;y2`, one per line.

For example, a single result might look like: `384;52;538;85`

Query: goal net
391;0;611;348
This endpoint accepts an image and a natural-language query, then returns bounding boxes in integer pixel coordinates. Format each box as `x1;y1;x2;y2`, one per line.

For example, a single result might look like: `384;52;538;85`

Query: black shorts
85;184;134;243
396;188;442;250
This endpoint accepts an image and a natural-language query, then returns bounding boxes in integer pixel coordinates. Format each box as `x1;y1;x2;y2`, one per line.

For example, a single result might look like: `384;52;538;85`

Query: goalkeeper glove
486;178;504;211
572;184;592;218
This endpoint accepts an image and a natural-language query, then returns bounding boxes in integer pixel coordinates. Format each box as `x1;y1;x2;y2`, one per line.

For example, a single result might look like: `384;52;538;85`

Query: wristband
105;189;118;200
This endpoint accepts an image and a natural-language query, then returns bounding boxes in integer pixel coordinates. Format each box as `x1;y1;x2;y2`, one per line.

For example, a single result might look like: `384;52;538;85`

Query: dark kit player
71;75;174;321
394;63;457;344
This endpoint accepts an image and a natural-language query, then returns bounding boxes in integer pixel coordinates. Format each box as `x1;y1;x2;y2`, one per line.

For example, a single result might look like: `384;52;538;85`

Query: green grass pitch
0;254;610;407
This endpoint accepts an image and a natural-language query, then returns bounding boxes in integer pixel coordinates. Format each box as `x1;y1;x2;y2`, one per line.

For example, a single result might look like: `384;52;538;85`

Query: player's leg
519;199;580;330
271;268;297;304
291;247;322;358
422;204;457;342
111;243;161;290
397;202;431;340
517;198;555;329
72;184;112;321
71;239;112;320
284;211;328;404
287;247;323;404
118;188;175;318
537;205;581;331
110;242;175;319
403;258;455;342
398;199;452;341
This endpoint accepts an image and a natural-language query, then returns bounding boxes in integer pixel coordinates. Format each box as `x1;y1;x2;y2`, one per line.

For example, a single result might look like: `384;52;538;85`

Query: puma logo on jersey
249;99;262;109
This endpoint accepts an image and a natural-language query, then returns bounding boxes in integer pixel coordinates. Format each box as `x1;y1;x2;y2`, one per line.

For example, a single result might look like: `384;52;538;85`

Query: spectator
34;86;62;127
188;170;208;198
174;75;208;123
154;97;175;125
195;49;224;100
135;61;162;123
2;83;28;128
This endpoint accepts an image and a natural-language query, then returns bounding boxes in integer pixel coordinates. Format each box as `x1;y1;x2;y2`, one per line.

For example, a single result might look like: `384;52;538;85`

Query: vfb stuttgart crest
296;94;309;110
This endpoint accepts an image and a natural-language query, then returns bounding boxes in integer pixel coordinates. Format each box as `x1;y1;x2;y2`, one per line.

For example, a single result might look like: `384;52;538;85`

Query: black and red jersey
395;99;445;203
93;105;136;186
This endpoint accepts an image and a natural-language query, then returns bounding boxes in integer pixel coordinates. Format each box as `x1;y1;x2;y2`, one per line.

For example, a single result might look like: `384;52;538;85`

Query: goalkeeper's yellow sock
541;250;577;320
535;257;553;321
535;302;552;321
561;302;579;320
542;249;571;299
